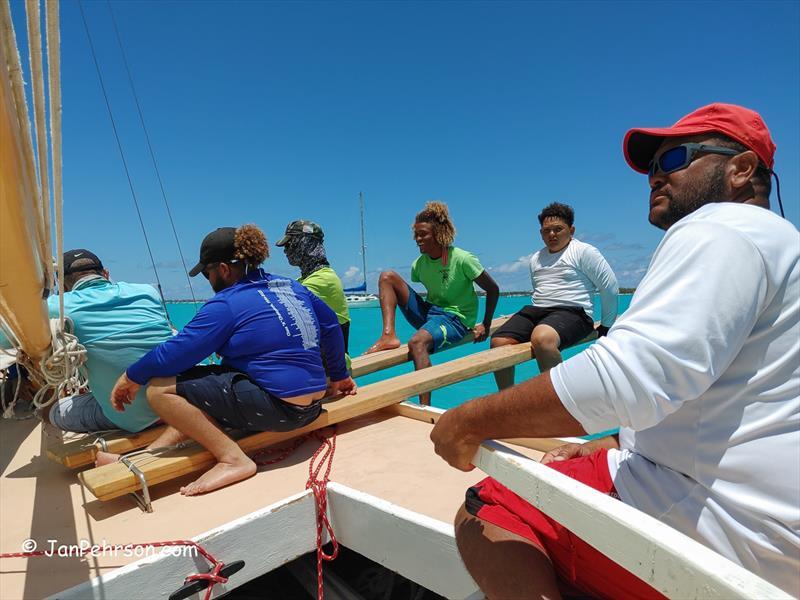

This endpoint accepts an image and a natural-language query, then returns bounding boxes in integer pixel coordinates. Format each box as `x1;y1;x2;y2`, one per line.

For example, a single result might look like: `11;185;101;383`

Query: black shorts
175;365;322;432
493;305;594;349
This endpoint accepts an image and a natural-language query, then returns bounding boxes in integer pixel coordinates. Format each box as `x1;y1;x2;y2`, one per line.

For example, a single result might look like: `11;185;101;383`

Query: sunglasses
649;143;740;177
201;263;219;280
201;259;241;279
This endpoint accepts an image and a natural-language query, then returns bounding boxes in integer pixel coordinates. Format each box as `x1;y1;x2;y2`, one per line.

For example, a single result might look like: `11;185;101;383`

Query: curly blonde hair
233;223;269;265
413;201;456;248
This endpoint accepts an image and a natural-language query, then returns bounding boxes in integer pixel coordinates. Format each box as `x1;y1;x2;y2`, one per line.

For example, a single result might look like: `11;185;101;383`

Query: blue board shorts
49;392;119;433
176;365;322;432
399;285;470;353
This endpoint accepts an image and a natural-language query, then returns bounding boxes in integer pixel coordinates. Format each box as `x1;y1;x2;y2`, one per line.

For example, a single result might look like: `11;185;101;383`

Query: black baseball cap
63;249;104;274
188;227;237;277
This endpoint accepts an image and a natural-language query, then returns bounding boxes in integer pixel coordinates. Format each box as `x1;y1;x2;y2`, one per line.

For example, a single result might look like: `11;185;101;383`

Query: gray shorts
49;392;118;433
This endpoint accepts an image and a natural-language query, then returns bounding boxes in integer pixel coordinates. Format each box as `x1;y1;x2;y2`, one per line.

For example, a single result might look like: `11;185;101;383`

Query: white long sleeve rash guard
551;203;799;595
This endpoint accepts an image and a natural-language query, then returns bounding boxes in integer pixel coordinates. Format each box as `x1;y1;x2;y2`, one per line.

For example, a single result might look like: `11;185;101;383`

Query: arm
581;246;619;331
431;371;587;470
540;434;619;465
125;298;235;384
472;270;499;342
552;221;766;433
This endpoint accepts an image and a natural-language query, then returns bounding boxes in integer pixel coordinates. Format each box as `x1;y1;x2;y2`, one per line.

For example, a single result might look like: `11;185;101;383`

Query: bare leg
146;377;256;495
365;271;410;354
95;425;189;466
531;324;563;372
408;329;434;405
490;336;521;390
454;503;562;600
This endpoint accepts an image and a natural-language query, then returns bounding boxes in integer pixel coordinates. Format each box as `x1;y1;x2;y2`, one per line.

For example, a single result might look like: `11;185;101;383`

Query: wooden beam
50;315;513;469
80;343;535;501
474;442;791;600
383;402;572;453
350;315;510;378
46;427;166;469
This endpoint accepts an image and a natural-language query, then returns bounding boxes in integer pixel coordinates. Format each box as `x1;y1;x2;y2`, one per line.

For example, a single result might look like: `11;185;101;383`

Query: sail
344;282;367;293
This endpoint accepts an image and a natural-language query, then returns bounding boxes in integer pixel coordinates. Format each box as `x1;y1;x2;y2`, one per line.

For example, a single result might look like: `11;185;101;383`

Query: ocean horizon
166;294;633;412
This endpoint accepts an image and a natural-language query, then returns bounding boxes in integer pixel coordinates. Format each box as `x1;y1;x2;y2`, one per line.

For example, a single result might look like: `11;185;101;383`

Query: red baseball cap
623;103;776;174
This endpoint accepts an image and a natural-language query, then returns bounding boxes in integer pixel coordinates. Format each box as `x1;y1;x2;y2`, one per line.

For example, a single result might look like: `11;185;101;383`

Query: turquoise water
166;294;632;412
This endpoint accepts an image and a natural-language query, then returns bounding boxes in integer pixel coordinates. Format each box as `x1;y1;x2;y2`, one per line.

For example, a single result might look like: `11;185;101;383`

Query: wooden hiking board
47;427;165;469
383;402;576;454
349;314;510;378
48;315;513;469
80;342;535;501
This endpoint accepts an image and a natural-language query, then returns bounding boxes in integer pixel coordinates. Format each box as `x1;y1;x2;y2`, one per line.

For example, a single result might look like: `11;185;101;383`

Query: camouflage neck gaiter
284;236;330;279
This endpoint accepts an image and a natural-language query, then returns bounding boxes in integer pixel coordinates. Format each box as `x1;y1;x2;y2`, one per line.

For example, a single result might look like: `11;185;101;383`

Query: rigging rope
25;0;53;288
105;0;199;310
76;0;174;327
45;0;65;333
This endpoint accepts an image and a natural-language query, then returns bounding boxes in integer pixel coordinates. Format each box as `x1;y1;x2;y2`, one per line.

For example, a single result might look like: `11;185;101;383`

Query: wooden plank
49;314;513;469
80;343;535;501
47;427;165;469
350;314;511;378
474;442;792;600
383;402;573;453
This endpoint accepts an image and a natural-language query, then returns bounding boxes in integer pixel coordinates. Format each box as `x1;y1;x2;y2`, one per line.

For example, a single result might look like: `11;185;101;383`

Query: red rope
306;428;338;600
1;430;339;600
251;434;310;466
1;540;226;600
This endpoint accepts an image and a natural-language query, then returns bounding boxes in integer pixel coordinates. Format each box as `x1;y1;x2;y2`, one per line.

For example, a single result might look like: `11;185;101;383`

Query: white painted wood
52;490;318;600
326;482;481;600
474;442;792;600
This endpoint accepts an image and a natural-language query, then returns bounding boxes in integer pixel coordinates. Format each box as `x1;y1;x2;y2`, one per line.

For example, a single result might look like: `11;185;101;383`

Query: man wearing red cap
430;103;799;598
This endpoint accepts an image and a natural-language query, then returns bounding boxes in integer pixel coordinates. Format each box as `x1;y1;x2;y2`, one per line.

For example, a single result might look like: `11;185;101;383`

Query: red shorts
465;449;666;600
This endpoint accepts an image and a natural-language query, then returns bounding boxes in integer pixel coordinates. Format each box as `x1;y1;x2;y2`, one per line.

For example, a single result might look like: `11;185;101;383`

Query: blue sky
10;0;799;299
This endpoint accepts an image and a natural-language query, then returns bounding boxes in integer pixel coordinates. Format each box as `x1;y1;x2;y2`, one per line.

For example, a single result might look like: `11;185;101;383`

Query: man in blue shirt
43;249;173;433
109;224;356;496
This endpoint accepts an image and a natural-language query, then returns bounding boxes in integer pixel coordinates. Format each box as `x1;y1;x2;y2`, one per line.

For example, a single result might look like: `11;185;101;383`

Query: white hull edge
475;441;792;600
51;483;480;600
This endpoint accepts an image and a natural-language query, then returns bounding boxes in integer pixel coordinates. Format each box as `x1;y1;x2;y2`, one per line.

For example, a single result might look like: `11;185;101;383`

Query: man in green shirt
365;201;500;405
276;220;351;356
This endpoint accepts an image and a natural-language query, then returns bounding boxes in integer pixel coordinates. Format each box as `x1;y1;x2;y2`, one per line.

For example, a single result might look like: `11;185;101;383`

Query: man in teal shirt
43;249;173;432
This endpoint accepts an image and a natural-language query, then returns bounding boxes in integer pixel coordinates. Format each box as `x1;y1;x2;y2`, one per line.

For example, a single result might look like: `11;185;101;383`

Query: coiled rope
12;319;88;414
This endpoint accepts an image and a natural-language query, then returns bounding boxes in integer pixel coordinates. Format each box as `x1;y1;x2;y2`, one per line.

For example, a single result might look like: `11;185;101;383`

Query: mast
359;191;368;290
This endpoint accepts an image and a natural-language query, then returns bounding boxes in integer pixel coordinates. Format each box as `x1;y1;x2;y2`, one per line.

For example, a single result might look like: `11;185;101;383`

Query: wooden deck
0;406;545;599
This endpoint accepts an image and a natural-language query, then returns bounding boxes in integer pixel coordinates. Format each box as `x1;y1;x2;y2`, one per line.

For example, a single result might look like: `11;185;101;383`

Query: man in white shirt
430;103;799;598
491;202;618;387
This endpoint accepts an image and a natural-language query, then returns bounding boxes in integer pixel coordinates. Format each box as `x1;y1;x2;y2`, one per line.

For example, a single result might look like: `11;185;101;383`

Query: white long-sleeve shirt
529;238;619;327
551;203;800;595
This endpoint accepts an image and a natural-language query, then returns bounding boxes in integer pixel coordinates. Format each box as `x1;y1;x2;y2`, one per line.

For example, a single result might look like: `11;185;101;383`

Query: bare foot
95;451;121;467
179;457;257;496
364;334;401;354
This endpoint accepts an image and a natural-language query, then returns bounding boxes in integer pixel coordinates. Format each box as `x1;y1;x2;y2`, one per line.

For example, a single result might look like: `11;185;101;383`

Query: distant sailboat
344;192;379;309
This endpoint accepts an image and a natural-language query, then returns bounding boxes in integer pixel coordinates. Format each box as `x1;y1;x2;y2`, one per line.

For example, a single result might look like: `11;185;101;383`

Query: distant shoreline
166;289;636;303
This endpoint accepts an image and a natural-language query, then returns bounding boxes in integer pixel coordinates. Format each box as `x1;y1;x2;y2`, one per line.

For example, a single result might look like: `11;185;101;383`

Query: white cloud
342;266;361;284
491;254;532;274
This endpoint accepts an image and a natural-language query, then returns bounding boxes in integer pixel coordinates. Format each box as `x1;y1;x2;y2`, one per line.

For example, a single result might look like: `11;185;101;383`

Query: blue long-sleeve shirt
127;269;348;396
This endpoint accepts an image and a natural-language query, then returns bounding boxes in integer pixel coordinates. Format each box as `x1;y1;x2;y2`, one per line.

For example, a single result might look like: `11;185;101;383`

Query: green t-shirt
299;267;351;372
299;267;350;325
411;246;484;328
